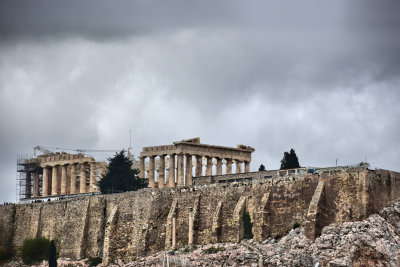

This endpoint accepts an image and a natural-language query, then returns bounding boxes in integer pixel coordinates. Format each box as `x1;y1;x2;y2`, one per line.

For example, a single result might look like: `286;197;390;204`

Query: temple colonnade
25;161;98;198
22;152;106;199
139;138;255;189
139;154;250;188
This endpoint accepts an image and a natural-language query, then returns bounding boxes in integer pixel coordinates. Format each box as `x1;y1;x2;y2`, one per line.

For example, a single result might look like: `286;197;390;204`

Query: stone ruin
139;137;255;188
17;152;107;200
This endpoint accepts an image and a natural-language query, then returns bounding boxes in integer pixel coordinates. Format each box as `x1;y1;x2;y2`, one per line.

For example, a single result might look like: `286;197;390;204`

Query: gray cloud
1;0;400;202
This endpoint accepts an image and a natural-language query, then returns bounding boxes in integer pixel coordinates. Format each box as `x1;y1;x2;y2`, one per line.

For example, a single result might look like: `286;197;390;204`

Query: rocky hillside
5;200;400;267
122;199;400;267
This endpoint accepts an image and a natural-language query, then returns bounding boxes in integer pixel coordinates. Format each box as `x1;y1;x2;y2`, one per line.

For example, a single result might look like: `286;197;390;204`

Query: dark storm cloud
0;0;231;38
1;0;400;202
0;1;366;38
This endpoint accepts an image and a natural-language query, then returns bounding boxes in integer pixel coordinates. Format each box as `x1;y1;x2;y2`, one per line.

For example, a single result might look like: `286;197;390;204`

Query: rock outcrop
4;199;400;266
113;199;400;266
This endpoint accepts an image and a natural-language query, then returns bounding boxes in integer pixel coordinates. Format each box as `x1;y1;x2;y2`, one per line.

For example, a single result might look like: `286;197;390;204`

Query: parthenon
139;137;255;188
18;152;107;199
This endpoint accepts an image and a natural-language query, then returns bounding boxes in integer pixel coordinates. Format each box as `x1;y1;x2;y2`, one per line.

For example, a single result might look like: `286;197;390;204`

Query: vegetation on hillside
280;149;300;169
49;240;57;267
99;150;147;194
21;237;51;265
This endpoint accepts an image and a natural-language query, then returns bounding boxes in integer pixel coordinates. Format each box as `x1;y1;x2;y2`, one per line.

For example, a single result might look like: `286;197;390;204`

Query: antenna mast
129;129;132;150
127;129;134;160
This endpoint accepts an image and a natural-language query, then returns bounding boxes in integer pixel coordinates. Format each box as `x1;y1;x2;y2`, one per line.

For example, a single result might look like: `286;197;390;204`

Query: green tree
21;237;50;265
258;164;265;171
280;148;300;169
99;150;147;194
242;210;253;239
49;240;57;267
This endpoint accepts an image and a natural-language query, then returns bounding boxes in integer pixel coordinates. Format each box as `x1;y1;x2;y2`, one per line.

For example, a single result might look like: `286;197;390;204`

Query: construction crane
34;146;56;156
33;146;120;156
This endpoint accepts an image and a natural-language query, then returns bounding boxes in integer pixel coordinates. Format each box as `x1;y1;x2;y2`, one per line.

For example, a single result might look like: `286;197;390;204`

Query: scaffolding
16;154;41;202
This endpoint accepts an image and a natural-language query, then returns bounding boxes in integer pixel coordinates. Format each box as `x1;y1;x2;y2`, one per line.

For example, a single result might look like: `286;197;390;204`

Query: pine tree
280;149;300;169
99;150;147;194
49;240;57;267
258;164;266;171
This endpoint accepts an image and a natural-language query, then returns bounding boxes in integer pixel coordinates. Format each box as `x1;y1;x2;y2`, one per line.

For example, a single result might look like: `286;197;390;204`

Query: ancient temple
139;138;255;188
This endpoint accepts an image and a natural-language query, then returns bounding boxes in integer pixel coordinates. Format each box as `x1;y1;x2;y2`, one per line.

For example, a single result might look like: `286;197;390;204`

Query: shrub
21;237;51;265
0;247;12;263
87;257;102;266
243;210;253;239
293;222;301;229
205;246;226;254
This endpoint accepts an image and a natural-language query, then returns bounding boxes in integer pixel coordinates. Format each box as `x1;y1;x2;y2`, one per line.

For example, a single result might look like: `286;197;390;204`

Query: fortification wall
1;168;400;264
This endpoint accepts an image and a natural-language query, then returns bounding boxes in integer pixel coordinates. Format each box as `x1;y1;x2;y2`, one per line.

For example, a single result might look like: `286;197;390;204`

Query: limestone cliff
1;167;400;265
103;199;400;266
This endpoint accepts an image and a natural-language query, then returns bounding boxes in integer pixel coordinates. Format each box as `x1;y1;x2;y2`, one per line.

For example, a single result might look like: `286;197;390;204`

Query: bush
243;210;254;239
292;222;301;229
0;247;12;263
21;237;51;265
205;246;226;254
87;257;102;266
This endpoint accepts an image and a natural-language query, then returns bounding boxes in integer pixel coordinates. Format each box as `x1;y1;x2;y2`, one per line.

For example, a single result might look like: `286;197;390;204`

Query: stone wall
1;168;400;264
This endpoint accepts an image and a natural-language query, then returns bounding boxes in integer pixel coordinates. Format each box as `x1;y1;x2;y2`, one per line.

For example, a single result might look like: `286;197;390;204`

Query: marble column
244;161;250;173
177;154;184;186
139;157;145;178
159;155;165;188
33;171;39;197
52;166;58;195
42;167;49;197
216;158;223;175
61;165;67;195
195;156;202;177
149;156;155;188
236;161;242;174
226;161;232;174
25;172;31;198
89;162;96;192
70;163;77;194
168;155;176;188
80;163;87;193
206;157;212;176
186;154;192;186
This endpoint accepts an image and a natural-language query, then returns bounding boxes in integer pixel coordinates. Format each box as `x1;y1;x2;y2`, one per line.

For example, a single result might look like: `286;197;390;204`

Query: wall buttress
253;192;270;242
305;179;325;240
233;196;247;242
165;199;178;249
211;201;223;243
102;205;118;266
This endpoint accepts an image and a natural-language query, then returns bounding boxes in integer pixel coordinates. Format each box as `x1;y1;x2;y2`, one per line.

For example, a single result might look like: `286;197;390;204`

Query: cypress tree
280;149;300;169
49;240;57;267
99;150;147;194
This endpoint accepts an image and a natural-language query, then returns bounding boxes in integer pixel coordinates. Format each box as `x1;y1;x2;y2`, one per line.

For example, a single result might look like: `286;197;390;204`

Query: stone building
139;138;255;188
17;152;107;200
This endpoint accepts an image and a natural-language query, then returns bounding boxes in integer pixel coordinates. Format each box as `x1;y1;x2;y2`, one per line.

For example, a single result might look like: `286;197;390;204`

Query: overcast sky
1;0;400;203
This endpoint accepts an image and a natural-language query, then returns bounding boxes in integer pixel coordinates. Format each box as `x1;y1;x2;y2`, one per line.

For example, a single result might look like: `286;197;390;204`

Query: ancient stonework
18;152;107;199
1;166;400;265
139;137;255;188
